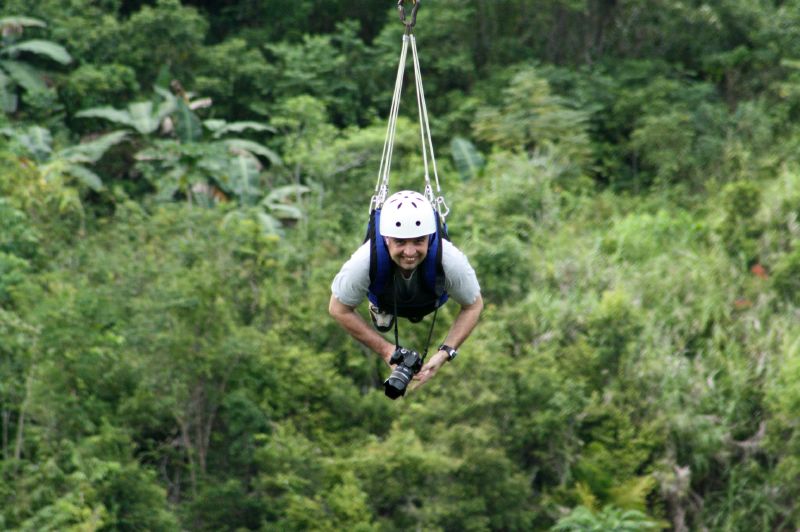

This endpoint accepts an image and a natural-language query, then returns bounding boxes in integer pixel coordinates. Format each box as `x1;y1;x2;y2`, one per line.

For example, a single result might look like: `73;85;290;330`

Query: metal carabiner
397;0;420;33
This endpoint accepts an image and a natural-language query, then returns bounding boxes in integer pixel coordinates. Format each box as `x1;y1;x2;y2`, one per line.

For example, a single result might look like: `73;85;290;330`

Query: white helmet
380;190;437;238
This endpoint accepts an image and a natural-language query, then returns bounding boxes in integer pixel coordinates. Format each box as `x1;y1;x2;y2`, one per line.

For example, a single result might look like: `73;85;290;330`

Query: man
329;190;483;389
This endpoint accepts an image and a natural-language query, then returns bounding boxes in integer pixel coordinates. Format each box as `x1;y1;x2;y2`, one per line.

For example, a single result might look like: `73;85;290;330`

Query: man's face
385;235;429;272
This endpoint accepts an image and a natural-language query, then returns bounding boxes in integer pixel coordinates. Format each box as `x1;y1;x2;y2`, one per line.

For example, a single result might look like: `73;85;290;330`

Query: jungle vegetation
2;0;800;530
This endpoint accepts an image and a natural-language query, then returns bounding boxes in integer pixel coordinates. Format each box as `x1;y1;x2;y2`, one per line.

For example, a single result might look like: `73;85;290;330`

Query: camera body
384;346;423;399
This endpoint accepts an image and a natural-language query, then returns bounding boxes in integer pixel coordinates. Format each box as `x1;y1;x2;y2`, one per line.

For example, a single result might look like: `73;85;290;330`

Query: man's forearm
329;295;395;363
441;294;484;350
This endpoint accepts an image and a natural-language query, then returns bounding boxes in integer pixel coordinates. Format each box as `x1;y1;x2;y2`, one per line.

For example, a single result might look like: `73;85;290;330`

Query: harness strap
393;275;439;364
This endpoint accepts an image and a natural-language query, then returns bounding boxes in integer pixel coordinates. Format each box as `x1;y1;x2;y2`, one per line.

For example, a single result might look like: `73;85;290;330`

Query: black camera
383;347;423;399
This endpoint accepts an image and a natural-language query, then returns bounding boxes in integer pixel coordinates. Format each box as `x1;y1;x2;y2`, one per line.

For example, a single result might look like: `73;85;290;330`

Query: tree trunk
177;415;197;498
13;375;33;462
2;407;9;460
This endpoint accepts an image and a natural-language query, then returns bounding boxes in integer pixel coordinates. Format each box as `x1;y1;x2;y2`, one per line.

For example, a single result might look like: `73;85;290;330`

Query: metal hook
397;0;420;33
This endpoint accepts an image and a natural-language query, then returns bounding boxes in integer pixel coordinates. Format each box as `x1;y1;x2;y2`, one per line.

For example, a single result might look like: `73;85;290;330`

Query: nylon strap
392;275;439;364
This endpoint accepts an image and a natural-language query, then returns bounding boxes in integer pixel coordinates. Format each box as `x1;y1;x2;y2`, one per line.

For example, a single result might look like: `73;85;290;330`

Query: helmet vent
379;190;436;238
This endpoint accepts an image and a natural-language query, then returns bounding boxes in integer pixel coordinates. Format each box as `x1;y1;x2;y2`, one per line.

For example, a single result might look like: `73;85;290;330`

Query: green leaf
228;154;262;205
128;102;160;135
264;184;310;204
0;17;46;29
450;136;485;181
207;120;275;139
15;125;53;162
223;139;282;165
3;40;72;65
66;164;104;191
76;107;135;128
256;212;281;235
203;119;226;133
0;71;17;113
58;131;128;164
0;60;46;93
153;85;177;123
78;89;176;136
175;99;202;143
261;184;309;221
267;204;304;220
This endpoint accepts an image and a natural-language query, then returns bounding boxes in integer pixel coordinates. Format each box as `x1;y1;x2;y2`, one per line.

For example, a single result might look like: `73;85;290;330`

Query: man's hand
410;351;449;390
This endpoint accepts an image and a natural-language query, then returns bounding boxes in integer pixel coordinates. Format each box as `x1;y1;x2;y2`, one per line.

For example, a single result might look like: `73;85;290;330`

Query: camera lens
384;365;413;399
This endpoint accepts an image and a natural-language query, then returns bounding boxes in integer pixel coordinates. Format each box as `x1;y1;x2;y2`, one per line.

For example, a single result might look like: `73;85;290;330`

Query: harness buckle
370;185;389;213
435;196;449;219
397;0;420;33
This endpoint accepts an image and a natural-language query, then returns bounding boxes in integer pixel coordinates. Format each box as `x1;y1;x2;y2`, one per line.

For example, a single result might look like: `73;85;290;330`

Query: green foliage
0;16;71;115
771;244;800;304
77;87;176;136
264;20;379;126
114;0;208;86
717;179;763;263
552;505;659;532
765;330;800;524
2;125;127;192
474;67;593;182
450;136;485;181
585;289;643;379
0;198;41;260
3;2;800;530
79;86;283;212
192;37;270;119
62;63;139;119
602;204;708;264
630;111;695;185
12;426;179;531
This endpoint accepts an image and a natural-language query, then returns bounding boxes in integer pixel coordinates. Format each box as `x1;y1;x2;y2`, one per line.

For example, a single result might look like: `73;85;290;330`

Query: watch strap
438;344;457;361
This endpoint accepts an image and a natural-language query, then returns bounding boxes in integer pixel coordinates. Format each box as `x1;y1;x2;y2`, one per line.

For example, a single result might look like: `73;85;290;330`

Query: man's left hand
411;351;449;389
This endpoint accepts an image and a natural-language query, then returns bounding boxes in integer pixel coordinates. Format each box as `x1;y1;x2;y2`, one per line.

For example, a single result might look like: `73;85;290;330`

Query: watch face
440;345;456;360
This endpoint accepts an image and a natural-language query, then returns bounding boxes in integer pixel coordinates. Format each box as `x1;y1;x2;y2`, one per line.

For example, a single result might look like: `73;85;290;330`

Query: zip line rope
371;29;448;219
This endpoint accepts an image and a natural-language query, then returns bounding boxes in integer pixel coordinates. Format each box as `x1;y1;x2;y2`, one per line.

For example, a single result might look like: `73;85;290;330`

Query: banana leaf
450;136;485;181
2;39;72;65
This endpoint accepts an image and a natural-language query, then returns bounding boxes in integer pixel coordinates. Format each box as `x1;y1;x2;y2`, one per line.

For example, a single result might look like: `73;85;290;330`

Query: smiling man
329;190;483;390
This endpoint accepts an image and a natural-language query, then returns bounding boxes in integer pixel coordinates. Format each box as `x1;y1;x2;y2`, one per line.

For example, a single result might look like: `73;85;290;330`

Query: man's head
380;190;436;272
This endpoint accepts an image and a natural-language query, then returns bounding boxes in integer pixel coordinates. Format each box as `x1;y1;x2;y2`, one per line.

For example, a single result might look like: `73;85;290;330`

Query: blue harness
365;207;449;321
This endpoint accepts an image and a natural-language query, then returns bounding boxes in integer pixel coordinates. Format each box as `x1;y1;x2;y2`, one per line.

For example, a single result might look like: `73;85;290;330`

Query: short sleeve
331;242;371;307
441;240;481;306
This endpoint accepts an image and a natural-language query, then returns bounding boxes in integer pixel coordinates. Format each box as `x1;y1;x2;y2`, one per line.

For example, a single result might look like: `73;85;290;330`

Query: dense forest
2;0;800;530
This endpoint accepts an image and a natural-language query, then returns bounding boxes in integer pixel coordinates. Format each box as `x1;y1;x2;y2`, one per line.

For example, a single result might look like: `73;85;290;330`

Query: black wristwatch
438;344;458;361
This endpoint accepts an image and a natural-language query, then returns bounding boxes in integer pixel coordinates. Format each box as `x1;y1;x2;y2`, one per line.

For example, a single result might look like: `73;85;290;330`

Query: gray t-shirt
331;240;481;307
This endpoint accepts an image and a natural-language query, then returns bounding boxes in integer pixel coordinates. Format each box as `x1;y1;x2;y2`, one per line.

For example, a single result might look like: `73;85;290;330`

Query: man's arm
414;294;484;386
328;295;396;365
